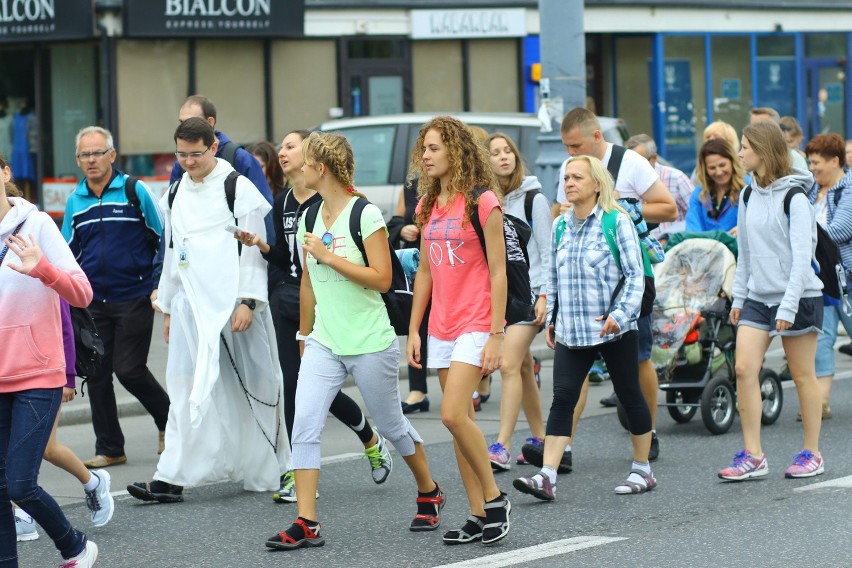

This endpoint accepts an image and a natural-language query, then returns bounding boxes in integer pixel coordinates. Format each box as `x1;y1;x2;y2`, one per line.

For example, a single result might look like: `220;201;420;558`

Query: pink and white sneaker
783;449;824;478
718;450;768;481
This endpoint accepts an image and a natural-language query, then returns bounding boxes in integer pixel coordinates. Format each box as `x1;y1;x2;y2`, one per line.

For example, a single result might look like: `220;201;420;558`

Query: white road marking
431;536;627;568
794;474;852;492
321;452;363;465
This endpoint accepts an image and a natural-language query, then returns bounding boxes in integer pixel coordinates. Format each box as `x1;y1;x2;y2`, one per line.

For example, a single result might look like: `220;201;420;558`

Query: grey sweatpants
290;337;424;470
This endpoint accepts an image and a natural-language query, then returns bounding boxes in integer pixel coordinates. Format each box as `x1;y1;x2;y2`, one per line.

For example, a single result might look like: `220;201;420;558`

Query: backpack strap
219;141;239;167
166;179;181;250
607;145;627;183
348;197;370;265
783;187;806;216
124;175;141;211
524;190;539;226
303;201;322;238
470;187;489;255
601;208;653;277
742;185;752;206
224;170;241;256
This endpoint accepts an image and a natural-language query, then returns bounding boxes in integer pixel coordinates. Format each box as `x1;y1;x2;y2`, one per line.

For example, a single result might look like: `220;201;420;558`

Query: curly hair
302;131;355;189
697;138;745;206
408;116;501;228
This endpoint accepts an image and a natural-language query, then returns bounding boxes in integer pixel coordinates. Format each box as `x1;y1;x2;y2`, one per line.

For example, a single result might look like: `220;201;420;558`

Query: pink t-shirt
418;190;501;340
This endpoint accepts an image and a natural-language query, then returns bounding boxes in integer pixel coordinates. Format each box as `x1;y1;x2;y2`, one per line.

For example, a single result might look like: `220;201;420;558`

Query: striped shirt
546;204;644;348
808;169;852;280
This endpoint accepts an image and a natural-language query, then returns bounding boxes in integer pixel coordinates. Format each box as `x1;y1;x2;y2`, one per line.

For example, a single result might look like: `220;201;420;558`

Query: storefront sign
756;58;795;117
0;0;92;42
411;8;526;40
661;59;697;174
124;0;304;38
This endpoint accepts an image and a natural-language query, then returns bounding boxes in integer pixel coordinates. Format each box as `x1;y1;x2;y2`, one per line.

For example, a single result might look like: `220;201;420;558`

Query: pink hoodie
0;197;93;393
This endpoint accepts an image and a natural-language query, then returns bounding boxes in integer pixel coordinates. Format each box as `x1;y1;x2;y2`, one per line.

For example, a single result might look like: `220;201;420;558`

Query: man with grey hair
625;133;694;238
62;126;170;468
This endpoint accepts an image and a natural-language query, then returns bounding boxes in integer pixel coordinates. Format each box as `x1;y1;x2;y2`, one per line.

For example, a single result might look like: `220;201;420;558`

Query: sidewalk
59;312;556;427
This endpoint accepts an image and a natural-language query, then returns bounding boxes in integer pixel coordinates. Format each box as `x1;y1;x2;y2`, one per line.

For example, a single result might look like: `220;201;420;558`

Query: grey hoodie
502;176;550;296
732;168;822;323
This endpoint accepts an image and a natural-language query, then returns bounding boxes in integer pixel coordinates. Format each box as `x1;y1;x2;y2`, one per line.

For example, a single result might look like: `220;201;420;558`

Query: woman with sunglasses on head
237;130;392;503
0;155;99;567
721;121;824;481
264;132;442;551
685;138;744;235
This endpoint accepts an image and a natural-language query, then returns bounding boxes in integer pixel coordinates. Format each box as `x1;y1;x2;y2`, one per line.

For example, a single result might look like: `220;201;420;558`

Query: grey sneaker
365;430;393;484
14;509;38;542
86;470;115;527
273;471;296;503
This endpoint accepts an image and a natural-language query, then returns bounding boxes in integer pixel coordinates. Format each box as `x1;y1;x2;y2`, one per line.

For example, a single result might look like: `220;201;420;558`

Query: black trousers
407;302;430;393
547;331;651;437
270;283;372;446
87;296;170;457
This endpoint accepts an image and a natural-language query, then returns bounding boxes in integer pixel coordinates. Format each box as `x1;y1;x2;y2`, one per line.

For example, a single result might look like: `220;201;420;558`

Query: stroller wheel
701;376;736;434
666;390;697;423
759;368;783;425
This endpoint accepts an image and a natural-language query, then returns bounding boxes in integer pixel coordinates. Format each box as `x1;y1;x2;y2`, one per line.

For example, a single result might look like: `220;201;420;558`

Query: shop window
711;35;753;133
50;44;97;179
347;39;406;60
196;40;265;146
271;40;337;136
412;41;463;112
755;35;796;118
756;35;794;58
806;34;847;59
339;38;411;117
614;36;653;137
468;40;519;112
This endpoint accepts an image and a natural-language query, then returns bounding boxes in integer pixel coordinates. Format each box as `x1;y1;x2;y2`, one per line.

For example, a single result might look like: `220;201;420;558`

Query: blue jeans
816;295;852;377
0;388;85;566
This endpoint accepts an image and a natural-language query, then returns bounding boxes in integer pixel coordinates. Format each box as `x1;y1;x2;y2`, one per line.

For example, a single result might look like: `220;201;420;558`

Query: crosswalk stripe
432;536;627;568
794;474;852;492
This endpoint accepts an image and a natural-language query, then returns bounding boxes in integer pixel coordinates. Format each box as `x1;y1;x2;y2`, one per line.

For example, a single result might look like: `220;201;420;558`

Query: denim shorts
738;296;823;337
815;296;852;377
637;314;652;362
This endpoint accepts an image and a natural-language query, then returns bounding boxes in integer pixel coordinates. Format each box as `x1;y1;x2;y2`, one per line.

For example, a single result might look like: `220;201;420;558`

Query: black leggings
270;284;374;446
547;331;651;437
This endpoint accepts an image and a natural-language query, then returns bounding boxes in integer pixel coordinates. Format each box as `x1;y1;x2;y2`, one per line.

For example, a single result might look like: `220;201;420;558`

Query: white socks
626;460;651;485
540;466;557;484
83;473;100;492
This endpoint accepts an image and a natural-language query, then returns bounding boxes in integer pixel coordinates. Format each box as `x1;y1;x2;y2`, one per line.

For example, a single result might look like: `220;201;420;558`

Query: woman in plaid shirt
513;155;655;500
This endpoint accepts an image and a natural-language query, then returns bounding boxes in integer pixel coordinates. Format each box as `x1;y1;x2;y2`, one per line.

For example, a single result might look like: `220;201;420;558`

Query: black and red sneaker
410;482;445;531
266;518;325;550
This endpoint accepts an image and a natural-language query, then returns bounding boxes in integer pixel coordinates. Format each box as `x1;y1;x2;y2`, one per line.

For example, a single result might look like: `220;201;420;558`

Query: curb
57;345;556;428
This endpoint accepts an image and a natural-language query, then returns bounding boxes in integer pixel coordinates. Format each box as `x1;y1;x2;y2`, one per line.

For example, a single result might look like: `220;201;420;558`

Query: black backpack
70;307;104;381
742;185;845;303
303;197;413;336
167;170;242;254
470;187;535;325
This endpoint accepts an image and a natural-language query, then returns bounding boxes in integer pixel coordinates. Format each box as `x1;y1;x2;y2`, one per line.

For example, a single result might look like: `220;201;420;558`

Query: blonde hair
302;132;366;197
703;121;740;152
0;153;20;197
697;138;745;206
742;122;791;187
408;116;501;228
486;132;526;195
566;155;624;215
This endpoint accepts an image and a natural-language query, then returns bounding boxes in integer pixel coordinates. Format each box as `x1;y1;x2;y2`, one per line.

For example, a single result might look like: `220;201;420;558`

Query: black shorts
738;296;823;337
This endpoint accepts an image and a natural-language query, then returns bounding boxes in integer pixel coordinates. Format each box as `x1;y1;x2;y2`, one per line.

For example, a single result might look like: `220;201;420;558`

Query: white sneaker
85;470;115;527
59;539;98;568
14;508;38;541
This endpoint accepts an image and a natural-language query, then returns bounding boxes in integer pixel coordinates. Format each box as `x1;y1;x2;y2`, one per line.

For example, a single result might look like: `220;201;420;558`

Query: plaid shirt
653;163;694;237
546;205;644;348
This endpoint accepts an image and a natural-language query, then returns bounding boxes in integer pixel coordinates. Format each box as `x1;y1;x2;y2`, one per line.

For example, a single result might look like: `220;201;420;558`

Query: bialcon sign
125;0;304;37
0;0;92;42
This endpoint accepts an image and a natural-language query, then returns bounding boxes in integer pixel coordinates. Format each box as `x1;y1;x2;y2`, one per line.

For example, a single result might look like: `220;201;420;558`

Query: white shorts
427;332;490;369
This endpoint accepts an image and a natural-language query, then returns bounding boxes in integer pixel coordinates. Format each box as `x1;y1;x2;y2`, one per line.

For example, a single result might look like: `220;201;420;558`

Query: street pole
535;0;586;202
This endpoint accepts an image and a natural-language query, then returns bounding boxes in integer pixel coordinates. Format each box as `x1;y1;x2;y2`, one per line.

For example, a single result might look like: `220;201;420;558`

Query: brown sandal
614;469;657;495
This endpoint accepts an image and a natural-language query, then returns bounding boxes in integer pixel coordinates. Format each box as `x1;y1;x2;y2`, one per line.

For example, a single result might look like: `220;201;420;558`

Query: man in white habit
128;117;288;503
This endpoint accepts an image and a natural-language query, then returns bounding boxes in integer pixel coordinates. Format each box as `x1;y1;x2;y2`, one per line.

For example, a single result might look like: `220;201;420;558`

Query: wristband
295;332;309;341
489;331;505;337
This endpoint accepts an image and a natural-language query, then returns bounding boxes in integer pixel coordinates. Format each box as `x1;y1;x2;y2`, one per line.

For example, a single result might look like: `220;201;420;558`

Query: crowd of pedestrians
2;94;850;567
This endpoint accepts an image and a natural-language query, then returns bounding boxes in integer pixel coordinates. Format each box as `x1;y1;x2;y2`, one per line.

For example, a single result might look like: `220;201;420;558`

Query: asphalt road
19;336;852;568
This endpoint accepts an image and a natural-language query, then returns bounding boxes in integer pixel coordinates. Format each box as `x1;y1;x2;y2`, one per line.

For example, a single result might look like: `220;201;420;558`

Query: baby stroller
616;235;783;434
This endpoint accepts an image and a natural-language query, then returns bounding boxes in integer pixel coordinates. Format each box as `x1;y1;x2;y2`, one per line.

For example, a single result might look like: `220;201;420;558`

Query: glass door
806;61;846;139
339;38;411;117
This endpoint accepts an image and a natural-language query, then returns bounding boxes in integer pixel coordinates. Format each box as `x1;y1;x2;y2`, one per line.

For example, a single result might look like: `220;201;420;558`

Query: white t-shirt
556;143;660;203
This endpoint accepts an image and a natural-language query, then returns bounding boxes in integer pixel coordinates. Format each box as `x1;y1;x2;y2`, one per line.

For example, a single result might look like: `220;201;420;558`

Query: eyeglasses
76;149;112;160
174;147;210;161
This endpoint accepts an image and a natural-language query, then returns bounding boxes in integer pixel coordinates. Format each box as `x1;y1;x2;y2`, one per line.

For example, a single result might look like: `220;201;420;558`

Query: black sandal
442;516;484;545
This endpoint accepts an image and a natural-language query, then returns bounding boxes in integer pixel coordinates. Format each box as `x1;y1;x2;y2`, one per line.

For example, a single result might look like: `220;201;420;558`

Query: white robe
153;159;289;491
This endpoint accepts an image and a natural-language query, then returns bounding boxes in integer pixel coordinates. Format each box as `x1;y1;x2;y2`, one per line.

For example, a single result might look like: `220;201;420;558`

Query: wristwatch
240;299;257;311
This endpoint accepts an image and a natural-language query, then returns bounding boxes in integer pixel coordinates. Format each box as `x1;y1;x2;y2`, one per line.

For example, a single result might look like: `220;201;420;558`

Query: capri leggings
290;337;423;470
547;331;651;437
